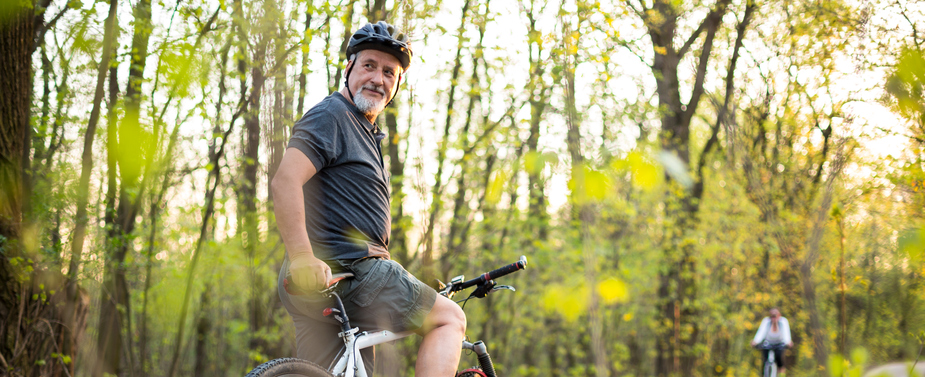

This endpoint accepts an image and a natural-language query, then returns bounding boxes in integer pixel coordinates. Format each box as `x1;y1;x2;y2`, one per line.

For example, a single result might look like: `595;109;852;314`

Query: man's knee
422;296;466;336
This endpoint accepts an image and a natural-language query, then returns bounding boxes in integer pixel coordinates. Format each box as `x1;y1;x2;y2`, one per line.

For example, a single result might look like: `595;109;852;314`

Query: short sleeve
288;107;341;170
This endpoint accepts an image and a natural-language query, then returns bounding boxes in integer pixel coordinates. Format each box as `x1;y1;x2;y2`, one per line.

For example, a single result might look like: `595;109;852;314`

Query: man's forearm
272;175;314;258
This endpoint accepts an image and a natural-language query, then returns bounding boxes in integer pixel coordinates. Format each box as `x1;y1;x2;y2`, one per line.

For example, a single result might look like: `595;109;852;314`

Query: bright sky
43;0;918;254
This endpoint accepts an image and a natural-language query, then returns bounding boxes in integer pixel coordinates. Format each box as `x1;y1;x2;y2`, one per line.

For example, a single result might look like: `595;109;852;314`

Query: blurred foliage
4;0;925;376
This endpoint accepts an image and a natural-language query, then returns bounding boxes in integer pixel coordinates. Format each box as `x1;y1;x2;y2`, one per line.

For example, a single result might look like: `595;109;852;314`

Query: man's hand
289;253;332;292
750;340;757;347
786;341;793;348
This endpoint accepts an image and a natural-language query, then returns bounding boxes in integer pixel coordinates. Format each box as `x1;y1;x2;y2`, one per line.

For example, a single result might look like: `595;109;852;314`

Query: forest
1;0;924;376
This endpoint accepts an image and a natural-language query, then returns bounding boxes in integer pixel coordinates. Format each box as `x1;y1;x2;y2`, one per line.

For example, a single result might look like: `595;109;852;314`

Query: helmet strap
387;74;402;107
344;59;356;103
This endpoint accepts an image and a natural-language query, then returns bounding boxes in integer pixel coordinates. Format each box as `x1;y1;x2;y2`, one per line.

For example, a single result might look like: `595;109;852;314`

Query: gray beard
354;90;387;118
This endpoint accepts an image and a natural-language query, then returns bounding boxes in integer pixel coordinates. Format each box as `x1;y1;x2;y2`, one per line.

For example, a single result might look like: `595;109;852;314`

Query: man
751;308;793;375
271;21;466;377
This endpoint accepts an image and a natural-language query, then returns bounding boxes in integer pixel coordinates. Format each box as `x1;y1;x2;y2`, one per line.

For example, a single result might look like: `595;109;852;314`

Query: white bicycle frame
327;326;487;377
329;328;412;377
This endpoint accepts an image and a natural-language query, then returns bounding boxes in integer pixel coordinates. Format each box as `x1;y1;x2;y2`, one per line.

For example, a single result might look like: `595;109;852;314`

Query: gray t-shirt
287;91;390;263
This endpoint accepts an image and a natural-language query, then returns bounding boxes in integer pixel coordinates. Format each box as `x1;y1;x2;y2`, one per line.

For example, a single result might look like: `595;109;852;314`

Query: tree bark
0;1;36;374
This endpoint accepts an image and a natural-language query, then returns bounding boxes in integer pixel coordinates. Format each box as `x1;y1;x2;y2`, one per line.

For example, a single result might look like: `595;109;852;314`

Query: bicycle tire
246;358;334;377
456;368;488;377
763;359;774;377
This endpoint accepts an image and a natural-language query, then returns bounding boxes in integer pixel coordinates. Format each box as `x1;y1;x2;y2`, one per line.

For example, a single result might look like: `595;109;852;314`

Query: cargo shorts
278;257;438;374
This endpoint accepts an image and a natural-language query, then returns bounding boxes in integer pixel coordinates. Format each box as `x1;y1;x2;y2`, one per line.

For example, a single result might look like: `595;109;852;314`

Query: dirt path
864;362;925;377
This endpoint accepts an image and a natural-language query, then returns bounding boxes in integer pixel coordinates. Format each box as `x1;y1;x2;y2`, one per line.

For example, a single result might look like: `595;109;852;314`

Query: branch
695;0;756;192
35;2;71;47
614;35;653;68
464;98;522;155
265;42;302;78
898;0;924;50
875;126;925;144
682;0;730;127
623;0;645;18
677;17;708;58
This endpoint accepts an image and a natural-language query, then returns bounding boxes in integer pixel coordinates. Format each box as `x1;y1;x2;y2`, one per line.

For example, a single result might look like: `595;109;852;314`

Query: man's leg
414;295;466;377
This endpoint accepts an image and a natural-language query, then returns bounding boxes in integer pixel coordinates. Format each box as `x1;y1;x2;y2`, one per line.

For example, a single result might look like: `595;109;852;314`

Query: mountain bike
246;256;528;377
757;341;786;377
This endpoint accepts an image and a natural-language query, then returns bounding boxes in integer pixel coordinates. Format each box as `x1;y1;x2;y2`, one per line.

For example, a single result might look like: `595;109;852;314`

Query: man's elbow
270;173;291;200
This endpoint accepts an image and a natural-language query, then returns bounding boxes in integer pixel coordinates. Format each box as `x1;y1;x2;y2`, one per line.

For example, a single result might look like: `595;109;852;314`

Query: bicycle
246;256;528;377
757;341;786;377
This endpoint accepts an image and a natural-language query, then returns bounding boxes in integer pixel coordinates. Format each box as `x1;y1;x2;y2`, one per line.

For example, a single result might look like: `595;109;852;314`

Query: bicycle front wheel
246;358;334;377
763;360;775;377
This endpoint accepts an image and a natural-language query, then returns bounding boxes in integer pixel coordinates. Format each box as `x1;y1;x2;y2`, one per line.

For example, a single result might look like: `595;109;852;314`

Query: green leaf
485;169;509;205
898;226;925;262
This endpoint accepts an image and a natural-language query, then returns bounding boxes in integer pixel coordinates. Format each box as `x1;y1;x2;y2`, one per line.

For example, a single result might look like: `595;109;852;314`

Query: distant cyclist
271;21;466;376
751;308;793;375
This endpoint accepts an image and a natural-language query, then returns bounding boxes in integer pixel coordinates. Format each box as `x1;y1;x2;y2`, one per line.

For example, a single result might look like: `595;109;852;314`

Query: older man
271;21;466;376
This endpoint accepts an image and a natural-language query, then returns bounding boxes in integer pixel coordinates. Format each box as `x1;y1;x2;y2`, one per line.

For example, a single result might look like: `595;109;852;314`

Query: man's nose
369;69;384;85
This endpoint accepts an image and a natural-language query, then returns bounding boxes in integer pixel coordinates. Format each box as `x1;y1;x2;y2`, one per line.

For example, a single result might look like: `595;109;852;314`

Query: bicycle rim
246;358;334;377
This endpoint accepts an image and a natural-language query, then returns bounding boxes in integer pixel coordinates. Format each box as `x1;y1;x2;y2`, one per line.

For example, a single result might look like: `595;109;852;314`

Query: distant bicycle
246;256;528;377
756;341;786;377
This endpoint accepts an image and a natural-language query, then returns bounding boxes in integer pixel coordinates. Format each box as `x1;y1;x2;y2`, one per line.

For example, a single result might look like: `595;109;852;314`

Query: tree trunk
296;5;314;116
193;286;212;376
96;48;123;377
421;0;470;284
332;0;357;92
0;1;36;374
241;2;269;359
524;0;551;240
384;99;409;263
444;0;490;276
559;9;608;376
643;1;730;374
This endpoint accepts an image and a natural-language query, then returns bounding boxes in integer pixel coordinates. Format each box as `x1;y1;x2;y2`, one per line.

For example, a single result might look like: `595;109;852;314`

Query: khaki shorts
278;257;437;374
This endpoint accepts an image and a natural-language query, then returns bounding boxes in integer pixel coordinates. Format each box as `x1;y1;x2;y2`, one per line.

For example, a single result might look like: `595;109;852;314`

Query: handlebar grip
456;256;527;291
487;258;527;280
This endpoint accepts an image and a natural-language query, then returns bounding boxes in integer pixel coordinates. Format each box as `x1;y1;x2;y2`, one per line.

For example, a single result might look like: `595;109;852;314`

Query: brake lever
491;285;516;293
470;280;496;298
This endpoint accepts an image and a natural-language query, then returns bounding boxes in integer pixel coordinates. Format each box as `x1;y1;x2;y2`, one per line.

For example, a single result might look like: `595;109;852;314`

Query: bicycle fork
462;340;496;377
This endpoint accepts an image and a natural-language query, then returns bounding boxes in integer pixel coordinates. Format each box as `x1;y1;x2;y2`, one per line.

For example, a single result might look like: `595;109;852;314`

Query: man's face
770;309;781;320
347;49;403;118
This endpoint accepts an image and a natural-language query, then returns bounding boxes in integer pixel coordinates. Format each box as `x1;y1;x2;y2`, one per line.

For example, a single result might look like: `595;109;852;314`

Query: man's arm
271;147;332;291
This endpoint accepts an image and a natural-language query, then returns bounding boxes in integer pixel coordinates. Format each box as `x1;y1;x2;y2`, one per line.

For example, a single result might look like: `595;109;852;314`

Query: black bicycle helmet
346;21;412;70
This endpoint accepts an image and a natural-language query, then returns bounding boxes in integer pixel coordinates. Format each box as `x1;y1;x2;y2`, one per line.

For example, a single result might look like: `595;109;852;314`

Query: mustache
361;85;386;96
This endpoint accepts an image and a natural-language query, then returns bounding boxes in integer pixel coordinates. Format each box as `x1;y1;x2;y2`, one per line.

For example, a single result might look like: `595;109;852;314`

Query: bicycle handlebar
452;256;527;292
